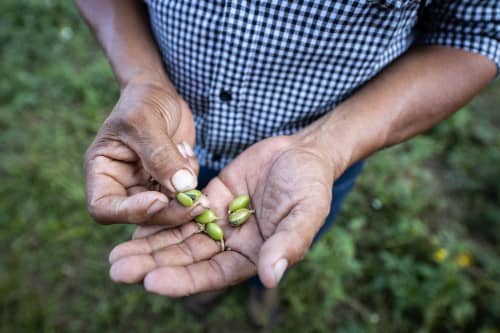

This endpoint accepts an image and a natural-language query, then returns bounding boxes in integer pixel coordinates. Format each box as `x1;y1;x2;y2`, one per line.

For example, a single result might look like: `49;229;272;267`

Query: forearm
75;0;175;93
299;46;497;178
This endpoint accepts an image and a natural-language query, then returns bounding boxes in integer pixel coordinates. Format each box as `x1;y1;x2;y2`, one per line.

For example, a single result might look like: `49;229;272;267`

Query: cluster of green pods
176;189;202;207
175;191;254;248
227;195;254;226
194;209;223;241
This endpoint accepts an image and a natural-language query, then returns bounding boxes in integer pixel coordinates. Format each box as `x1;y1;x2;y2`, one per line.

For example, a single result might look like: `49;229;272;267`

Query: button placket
219;89;232;102
209;0;258;159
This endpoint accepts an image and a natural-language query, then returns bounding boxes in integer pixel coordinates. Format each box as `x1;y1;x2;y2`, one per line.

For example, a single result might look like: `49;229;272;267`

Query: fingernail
109;263;122;282
273;258;288;285
183;141;195;157
147;199;168;215
177;143;187;159
171;169;196;192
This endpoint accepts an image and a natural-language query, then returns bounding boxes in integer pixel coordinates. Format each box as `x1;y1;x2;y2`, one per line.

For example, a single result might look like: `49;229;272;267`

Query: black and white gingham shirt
145;0;500;170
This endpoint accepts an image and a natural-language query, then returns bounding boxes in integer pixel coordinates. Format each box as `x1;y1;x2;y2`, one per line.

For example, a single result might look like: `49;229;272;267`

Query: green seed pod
195;209;218;224
228;194;250;213
176;192;194;207
228;208;254;226
183;189;202;202
176;189;202;207
205;223;223;241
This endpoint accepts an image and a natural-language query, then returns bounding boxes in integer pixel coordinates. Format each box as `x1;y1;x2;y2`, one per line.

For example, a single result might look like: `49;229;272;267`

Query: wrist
293;105;372;181
120;67;177;95
293;119;353;181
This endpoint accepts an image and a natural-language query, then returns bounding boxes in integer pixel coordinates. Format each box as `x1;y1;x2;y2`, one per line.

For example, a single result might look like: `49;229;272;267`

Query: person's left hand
107;133;347;296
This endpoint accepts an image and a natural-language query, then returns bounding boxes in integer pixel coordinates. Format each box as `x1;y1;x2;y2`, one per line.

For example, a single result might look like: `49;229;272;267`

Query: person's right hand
84;81;208;226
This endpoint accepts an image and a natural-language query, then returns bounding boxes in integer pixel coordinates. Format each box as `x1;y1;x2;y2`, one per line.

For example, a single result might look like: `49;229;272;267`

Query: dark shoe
247;286;282;329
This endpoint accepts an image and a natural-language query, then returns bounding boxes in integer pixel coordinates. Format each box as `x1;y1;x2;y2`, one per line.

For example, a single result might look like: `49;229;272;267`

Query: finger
86;155;171;224
110;255;156;284
125;123;197;194
145;192;209;225
257;204;328;288
89;191;170;225
175;141;200;183
126;183;210;226
143;251;255;297
151;233;220;266
109;222;199;264
181;141;200;176
132;225;170;239
109;233;221;284
127;185;149;196
170;100;196;147
110;223;199;263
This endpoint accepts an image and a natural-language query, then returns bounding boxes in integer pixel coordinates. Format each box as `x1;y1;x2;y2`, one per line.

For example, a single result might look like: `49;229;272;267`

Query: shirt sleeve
415;0;500;75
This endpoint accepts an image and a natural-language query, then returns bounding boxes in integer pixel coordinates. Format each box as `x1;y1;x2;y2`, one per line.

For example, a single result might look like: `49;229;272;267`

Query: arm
301;0;500;176
78;0;203;226
106;46;496;294
76;0;173;91
298;46;497;178
105;3;500;294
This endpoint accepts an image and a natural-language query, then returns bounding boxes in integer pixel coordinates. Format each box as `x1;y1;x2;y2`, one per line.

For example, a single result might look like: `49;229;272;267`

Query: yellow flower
456;253;472;268
433;248;448;262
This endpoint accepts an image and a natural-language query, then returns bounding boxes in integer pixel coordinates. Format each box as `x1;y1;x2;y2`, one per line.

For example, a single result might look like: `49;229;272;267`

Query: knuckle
87;199;109;225
87;202;103;224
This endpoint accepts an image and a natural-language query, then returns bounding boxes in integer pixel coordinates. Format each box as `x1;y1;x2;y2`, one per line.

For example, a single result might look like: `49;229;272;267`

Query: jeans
197;160;365;288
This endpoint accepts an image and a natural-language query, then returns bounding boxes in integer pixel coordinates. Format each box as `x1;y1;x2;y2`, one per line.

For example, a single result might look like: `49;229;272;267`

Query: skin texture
77;0;207;225
109;135;335;295
108;46;496;295
297;46;497;170
76;1;497;295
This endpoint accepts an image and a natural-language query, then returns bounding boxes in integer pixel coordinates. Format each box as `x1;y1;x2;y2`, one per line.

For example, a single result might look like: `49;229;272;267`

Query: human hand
108;133;347;296
84;82;208;226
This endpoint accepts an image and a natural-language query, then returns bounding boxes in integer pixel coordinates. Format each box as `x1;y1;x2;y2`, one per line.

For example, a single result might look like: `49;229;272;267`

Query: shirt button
219;90;232;102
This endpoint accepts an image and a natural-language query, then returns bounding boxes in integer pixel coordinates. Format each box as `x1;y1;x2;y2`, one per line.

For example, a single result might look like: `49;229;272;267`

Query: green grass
1;1;499;332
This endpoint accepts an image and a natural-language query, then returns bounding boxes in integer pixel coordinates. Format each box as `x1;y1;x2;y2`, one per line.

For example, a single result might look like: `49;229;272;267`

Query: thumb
129;129;197;194
257;205;327;288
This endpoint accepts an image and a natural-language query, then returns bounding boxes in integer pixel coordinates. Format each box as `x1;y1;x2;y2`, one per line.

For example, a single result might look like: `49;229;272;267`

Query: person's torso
146;0;423;169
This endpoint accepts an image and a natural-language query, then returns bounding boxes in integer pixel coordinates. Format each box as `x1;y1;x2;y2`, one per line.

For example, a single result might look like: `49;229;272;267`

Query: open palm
108;135;336;296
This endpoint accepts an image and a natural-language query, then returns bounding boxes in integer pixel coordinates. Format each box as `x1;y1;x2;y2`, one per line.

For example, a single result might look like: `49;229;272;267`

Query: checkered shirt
145;0;500;170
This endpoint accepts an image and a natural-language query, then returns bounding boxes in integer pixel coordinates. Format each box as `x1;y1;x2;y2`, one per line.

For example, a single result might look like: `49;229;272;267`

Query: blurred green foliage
1;1;499;332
